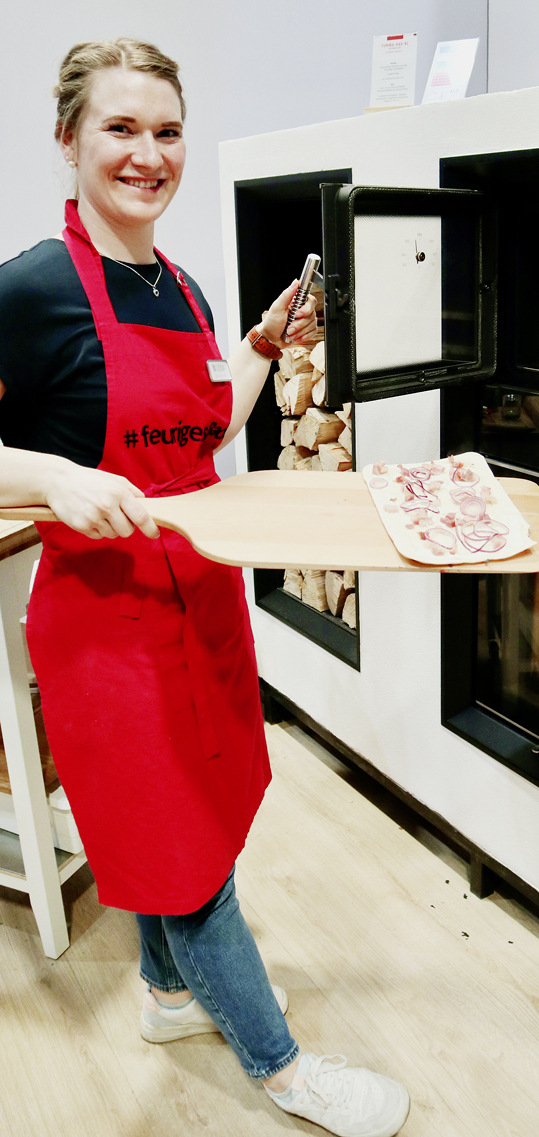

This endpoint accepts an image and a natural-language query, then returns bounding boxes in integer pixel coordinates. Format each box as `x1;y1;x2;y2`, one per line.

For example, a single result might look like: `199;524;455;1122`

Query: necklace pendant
153;287;160;297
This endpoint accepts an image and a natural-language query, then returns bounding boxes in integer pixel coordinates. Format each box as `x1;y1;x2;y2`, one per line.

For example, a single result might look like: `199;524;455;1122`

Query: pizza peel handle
0;505;60;522
0;499;193;533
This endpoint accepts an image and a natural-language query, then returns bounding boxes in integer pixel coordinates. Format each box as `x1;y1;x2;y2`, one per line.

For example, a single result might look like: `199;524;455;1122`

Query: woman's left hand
258;281;318;349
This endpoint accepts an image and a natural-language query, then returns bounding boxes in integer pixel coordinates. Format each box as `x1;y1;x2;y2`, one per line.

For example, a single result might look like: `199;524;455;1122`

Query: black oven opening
235;168;360;670
440;149;539;785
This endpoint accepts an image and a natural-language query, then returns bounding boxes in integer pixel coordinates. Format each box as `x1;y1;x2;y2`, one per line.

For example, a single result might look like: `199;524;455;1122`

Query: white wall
488;0;539;93
0;0;487;359
0;0;486;478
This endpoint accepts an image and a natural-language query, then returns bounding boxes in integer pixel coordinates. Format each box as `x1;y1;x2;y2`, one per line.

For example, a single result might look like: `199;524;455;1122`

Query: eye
106;123;131;134
157;127;183;139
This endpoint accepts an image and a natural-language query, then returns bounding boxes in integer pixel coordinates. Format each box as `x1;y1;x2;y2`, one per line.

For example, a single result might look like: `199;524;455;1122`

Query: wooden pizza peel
0;469;538;573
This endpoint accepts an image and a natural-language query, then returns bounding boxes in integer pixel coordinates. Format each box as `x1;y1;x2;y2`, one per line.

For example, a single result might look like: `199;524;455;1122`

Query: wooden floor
1;721;538;1137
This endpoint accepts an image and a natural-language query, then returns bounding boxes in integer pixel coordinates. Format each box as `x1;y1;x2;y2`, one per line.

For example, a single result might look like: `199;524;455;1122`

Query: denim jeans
136;866;299;1079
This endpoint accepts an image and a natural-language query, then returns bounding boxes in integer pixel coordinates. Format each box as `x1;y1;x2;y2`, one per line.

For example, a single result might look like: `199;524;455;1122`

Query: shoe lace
305;1054;353;1109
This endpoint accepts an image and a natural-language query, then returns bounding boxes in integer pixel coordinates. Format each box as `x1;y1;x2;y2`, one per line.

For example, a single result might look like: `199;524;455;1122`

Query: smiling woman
0;36;407;1137
59;67;186;261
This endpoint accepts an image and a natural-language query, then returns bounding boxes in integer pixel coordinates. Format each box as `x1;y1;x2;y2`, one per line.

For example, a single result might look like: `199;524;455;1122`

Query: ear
60;130;77;167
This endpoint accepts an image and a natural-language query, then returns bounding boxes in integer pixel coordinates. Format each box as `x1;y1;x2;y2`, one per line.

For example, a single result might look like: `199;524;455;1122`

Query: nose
131;130;162;170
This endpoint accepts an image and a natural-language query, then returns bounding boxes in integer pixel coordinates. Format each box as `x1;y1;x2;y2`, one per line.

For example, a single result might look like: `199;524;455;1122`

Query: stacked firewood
275;341;353;473
274;334;356;629
283;566;357;628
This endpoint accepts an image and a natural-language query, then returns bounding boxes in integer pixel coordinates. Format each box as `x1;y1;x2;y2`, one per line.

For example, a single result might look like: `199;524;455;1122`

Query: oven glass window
476;573;539;741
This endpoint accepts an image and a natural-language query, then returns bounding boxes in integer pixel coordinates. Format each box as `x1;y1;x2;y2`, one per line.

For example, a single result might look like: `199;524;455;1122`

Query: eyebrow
102;115;183;128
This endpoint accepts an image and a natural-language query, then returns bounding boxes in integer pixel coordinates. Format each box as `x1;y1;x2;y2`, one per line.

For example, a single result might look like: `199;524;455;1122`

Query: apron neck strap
153;247;213;337
63;200;116;333
63;202;212;338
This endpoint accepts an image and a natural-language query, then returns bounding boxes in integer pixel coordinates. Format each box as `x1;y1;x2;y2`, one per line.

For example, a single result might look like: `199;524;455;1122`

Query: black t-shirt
0;239;214;467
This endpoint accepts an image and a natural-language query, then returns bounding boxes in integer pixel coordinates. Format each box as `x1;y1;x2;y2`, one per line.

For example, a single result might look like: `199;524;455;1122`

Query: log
280;417;300;446
278;346;314;381
309;341;325;372
294;408;344;451
335;402;352;423
342;591;357;629
339;423;353;456
318;442;353;471
276;443;315;470
325;570;347;617
282;568;303;599
343;569;356;591
311;373;326;406
274;371;287;408
301;569;328;611
276;444;299;471
311;282;325;314
282;373;315;415
311;454;322;471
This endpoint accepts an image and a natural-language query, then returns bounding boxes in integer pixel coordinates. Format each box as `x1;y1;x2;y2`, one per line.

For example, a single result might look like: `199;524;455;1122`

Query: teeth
122;178;160;188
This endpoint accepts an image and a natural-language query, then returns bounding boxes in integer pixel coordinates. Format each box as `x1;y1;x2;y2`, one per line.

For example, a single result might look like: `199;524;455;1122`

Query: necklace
113;257;163;297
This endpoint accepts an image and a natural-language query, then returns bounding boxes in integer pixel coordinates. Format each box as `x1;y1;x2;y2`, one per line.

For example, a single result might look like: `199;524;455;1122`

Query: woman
0;39;409;1137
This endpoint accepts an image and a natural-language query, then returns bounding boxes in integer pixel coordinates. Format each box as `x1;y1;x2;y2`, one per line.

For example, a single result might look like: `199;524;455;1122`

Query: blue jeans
136;867;299;1079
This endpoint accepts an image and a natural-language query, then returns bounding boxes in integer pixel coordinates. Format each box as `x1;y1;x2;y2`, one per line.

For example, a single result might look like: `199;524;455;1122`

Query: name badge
207;360;232;383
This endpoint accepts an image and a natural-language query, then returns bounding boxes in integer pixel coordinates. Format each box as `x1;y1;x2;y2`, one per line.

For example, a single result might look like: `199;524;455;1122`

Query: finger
94;516;121;540
65;509;119;539
296;303;317;321
289;311;317;332
281;280;300;307
286;315;318;341
102;506;136;539
121;495;160;539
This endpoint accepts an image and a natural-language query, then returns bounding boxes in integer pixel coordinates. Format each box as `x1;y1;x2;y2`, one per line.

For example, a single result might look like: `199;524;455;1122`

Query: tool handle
283;253;320;343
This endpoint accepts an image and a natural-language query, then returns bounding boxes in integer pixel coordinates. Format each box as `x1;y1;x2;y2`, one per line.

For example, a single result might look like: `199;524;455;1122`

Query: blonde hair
54;37;186;143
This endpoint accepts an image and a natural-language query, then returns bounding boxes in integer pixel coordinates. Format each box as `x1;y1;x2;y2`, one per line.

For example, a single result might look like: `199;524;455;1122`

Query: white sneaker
266;1052;410;1137
140;983;288;1043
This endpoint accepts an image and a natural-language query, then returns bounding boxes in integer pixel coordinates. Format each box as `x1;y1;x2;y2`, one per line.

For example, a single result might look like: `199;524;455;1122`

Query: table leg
0;553;69;958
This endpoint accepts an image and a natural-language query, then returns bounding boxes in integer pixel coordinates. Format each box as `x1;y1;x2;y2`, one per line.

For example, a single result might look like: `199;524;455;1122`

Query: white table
0;521;86;957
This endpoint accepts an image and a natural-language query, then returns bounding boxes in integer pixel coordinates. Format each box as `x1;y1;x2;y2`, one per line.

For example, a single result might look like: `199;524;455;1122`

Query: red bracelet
246;326;283;361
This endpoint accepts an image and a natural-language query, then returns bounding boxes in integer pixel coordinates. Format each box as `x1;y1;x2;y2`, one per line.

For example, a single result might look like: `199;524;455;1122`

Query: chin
113;197;169;225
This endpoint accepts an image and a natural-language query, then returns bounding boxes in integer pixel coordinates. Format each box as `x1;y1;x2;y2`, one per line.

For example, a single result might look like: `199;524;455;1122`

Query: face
64;67;186;234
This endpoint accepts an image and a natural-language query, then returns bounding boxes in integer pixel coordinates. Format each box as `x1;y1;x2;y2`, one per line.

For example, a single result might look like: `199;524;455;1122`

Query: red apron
26;201;270;914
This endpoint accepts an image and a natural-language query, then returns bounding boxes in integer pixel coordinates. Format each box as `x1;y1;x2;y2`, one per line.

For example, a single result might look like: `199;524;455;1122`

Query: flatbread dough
363;452;534;566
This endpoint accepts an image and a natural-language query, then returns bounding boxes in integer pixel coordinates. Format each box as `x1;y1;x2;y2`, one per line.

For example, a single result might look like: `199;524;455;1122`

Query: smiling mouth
118;177;164;191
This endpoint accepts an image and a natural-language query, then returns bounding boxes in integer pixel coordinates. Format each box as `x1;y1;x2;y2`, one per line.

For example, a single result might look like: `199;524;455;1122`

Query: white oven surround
220;88;539;892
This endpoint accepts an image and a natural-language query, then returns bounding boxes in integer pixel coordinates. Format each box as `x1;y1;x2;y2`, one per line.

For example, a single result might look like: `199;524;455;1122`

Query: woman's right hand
0;447;160;539
45;462;160;540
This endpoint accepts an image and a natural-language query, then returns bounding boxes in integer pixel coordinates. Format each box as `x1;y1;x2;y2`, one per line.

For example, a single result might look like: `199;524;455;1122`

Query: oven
220;87;539;901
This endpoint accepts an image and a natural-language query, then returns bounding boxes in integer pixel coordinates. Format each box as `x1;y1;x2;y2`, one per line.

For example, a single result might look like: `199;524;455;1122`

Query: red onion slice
450;488;475;505
481;533;507;552
408;466;432;481
369;476;388;489
456;519;509;555
423;526;457;553
460;497;487;520
473;519;509;538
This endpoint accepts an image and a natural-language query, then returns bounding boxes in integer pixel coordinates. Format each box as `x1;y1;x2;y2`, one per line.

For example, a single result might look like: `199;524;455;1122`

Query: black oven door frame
322;183;498;407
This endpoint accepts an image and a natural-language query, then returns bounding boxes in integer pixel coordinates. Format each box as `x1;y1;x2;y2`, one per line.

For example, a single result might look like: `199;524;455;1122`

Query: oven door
322;183;497;406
